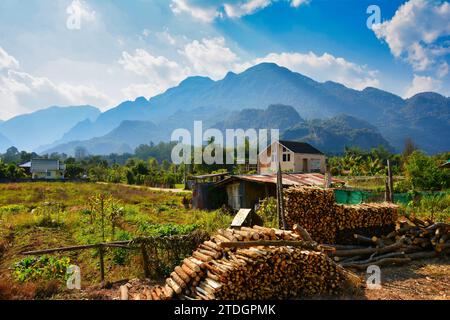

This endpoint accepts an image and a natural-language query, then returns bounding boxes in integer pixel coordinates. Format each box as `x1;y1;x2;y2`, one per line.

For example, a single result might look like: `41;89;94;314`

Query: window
287;154;291;162
283;154;287;162
282;146;287;152
47;172;52;177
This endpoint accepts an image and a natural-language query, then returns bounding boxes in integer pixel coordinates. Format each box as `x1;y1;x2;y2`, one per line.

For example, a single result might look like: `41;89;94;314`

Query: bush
138;223;199;237
403;193;450;222
256;197;278;228
112;230;132;265
404;151;450;191
13;255;71;282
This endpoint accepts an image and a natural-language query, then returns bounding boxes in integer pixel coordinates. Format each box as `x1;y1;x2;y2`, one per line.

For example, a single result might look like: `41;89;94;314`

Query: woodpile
119;218;448;300
202;247;355;300
330;217;450;270
284;186;398;244
334;203;398;243
120;225;362;300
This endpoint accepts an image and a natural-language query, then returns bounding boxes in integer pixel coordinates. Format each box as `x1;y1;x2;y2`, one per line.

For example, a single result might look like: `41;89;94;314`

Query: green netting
334;189;449;205
334;189;376;204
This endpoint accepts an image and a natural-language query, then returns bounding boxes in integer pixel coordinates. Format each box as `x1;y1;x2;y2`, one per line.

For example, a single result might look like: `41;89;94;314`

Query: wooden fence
21;232;209;284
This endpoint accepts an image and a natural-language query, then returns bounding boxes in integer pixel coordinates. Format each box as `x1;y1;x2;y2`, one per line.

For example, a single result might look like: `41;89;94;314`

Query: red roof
216;173;344;187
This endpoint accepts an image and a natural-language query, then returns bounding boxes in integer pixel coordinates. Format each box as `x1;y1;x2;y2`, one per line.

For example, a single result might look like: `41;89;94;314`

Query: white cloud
119;49;186;80
437;61;449;78
290;0;310;8
66;0;96;26
404;74;443;98
156;29;177;46
0;47;112;120
372;0;450;74
118;49;190;98
224;0;272;18
170;0;220;23
180;37;247;79
253;51;380;90
0;47;19;70
170;0;309;22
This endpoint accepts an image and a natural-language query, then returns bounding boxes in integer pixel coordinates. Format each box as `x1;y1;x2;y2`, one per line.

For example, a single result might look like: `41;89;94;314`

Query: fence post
141;242;150;278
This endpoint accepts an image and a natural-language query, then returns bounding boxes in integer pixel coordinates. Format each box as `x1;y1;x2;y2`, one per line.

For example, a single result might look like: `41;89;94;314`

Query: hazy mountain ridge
0;132;12;151
43;120;163;156
214;105;391;154
4;62;447;155
282;114;392;154
0;106;101;152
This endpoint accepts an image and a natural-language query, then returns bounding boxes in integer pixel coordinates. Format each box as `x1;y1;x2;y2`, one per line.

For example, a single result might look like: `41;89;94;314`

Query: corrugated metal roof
216;173;344;187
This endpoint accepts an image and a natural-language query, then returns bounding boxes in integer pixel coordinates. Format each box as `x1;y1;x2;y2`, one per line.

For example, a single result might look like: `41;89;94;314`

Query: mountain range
0;106;100;152
0;63;448;156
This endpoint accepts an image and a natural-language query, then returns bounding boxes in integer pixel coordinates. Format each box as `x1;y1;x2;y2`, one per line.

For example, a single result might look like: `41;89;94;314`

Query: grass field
0;182;232;299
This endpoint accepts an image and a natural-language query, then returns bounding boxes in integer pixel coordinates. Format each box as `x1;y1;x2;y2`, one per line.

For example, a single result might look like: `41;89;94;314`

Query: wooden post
141;242;151;278
277;161;287;230
387;160;394;203
184;163;188;190
98;244;105;284
324;159;332;189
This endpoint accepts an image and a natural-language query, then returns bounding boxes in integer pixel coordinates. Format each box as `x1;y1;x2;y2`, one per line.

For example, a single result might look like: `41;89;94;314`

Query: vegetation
14;256;71;283
256;197;278;228
401;193;450;222
0;182;232;299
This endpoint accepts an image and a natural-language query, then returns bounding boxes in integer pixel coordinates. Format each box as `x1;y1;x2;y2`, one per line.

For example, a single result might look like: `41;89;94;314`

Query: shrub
256;197;278;228
138;223;199;237
403;193;450;222
13;255;71;282
0;204;27;215
404;151;450;191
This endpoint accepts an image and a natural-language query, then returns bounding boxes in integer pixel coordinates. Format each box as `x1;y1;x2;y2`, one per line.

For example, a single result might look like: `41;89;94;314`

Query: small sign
231;209;253;228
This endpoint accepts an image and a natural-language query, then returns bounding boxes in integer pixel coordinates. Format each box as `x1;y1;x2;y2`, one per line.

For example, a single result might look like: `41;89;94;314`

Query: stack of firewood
120;225;361;300
284;187;398;244
202;247;352;300
334;203;398;243
329;217;450;270
284;187;337;243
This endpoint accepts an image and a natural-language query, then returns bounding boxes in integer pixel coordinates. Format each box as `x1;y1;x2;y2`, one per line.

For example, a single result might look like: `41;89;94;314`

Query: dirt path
362;257;450;300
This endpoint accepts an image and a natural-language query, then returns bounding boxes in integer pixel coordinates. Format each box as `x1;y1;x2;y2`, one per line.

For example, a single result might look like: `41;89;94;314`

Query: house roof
278;140;324;155
19;161;31;168
216;173;344;187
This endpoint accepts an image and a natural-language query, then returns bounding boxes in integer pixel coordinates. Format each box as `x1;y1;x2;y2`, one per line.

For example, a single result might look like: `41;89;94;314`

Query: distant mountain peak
179;75;214;86
134;96;148;105
407;91;447;101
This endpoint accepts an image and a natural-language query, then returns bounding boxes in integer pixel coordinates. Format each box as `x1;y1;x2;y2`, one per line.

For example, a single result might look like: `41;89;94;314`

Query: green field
0;182;232;299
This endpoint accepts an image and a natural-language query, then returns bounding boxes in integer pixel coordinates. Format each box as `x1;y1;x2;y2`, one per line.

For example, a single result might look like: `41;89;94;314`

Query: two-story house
257;140;326;174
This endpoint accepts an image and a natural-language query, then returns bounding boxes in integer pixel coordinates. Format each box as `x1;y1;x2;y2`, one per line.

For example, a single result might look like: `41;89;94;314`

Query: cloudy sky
0;0;449;120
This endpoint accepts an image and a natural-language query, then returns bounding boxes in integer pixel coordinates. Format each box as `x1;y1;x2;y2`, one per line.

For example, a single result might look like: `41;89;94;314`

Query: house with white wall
20;159;66;180
257;140;326;174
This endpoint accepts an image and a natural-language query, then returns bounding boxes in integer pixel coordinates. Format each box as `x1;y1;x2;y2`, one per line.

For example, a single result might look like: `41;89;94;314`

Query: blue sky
0;0;449;119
